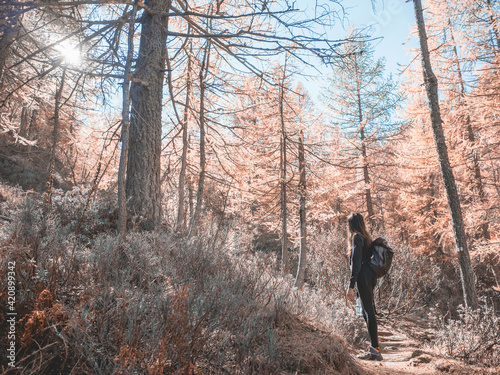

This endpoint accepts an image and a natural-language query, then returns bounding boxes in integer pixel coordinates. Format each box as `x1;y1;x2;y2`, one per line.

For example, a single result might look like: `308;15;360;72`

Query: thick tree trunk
177;41;193;232
126;0;170;230
117;1;137;239
295;130;307;288
413;0;478;309
279;76;289;275
189;41;210;237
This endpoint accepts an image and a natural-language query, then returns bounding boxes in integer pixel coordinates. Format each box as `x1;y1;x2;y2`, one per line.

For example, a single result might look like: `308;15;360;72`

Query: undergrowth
433;301;500;366
0;188;361;374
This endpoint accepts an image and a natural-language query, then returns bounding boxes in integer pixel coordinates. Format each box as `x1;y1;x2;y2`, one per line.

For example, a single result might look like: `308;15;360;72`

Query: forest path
355;324;438;374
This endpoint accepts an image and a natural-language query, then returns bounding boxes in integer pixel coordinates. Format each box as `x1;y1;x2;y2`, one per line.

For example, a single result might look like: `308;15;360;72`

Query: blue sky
348;0;417;76
297;0;418;99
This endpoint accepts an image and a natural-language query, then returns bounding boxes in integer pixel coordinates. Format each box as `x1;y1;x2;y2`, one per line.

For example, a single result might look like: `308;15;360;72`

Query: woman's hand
346;287;355;302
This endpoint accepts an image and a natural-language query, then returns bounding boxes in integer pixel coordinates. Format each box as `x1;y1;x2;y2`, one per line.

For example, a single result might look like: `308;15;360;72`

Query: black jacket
349;234;372;289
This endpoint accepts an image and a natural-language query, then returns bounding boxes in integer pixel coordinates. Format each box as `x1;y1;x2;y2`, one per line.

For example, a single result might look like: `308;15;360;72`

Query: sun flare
55;41;81;65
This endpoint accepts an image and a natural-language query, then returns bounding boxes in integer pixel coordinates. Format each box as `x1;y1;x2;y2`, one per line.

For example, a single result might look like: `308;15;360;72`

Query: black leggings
357;263;379;348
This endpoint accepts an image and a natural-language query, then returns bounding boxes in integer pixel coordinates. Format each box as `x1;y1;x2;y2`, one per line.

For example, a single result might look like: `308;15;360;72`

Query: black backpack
368;237;394;278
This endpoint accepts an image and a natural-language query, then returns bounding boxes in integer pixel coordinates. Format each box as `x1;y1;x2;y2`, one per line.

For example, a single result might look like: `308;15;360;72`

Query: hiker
345;213;383;361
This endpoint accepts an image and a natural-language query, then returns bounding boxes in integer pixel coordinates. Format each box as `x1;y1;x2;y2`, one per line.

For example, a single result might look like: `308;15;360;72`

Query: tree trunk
0;5;20;89
188;172;194;220
177;40;193;232
295;130;307;288
46;69;66;208
356;74;375;229
29;109;38;138
279;73;289;275
19;105;31;138
449;24;490;240
126;0;170;230
188;41;210;237
413;0;478;309
117;1;137;239
360;125;375;228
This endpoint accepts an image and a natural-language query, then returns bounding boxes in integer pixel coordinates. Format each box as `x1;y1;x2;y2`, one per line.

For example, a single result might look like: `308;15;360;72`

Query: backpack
368;237;394;278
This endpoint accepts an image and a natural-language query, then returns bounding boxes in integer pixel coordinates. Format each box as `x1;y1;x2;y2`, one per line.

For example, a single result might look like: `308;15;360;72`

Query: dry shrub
433;301;500;366
307;226;350;302
306;227;441;317
275;312;361;375
50;186;118;237
1;187;362;374
4;289;71;374
374;238;442;317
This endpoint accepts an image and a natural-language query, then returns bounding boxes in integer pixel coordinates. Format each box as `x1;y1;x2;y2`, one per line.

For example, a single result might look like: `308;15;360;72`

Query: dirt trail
356;325;438;374
351;319;496;375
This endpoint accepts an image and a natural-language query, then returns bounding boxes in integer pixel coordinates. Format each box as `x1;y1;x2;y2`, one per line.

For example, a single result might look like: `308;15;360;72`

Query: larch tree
323;32;403;231
188;38;211;236
118;0;138;239
175;35;193;232
419;0;493;241
125;0;171;230
412;0;479;309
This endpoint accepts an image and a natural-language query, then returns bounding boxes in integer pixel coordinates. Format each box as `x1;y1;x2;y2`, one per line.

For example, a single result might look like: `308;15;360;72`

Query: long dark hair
347;213;372;252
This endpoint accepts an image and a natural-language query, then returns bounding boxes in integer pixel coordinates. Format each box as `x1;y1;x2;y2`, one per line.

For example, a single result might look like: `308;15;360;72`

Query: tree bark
126;0;170;230
46;69;66;208
295;130;307;288
279;71;289;275
360;125;375;228
177;40;193;232
29;109;38;138
355;69;375;229
19;105;31;138
117;1;137;239
0;3;20;89
188;40;210;237
413;0;478;309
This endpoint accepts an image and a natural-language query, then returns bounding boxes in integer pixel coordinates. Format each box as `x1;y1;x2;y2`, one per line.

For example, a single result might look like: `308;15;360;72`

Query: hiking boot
356;345;383;361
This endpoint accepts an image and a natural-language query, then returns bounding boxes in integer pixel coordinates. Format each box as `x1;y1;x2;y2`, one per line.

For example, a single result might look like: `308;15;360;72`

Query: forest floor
353;316;496;375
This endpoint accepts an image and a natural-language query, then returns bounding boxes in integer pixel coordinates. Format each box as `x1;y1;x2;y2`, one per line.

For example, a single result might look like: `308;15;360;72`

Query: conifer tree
412;0;479;309
323;32;403;230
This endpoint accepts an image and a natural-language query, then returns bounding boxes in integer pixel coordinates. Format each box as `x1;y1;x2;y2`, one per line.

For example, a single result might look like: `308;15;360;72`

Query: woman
345;213;382;361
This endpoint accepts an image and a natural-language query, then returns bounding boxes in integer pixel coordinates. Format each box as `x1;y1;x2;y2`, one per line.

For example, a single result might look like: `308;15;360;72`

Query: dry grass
0;187;361;374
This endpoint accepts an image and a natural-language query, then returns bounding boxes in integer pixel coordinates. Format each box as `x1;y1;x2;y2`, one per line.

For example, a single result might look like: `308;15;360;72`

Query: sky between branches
298;0;418;100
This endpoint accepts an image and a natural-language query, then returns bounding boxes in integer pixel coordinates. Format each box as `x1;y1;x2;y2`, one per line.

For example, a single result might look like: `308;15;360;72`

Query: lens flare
56;41;81;65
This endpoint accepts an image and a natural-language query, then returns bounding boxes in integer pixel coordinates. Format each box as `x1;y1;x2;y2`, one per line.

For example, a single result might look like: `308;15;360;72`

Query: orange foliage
21;289;67;346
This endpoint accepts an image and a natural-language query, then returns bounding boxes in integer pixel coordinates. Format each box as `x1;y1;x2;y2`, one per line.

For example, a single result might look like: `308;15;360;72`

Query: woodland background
0;0;499;374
